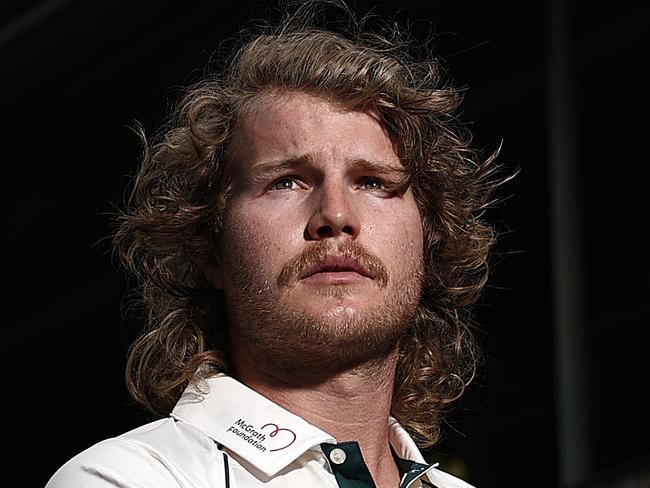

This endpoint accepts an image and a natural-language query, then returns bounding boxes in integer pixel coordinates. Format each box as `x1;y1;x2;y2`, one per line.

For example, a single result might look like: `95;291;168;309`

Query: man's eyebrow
249;155;315;183
348;158;407;176
247;155;408;184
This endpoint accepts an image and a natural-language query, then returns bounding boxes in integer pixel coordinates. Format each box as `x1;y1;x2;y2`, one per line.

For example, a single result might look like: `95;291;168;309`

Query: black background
2;1;648;487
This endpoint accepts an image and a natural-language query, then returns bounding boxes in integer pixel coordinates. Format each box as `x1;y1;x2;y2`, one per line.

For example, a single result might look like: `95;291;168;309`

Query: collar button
329;447;347;465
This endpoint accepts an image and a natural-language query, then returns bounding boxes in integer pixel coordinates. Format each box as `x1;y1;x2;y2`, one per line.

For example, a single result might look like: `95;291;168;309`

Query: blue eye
271;178;296;190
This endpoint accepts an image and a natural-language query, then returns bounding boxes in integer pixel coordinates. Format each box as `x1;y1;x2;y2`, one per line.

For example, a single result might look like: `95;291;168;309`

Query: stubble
222;239;424;383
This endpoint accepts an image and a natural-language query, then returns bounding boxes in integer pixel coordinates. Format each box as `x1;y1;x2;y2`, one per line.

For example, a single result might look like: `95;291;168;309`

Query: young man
46;4;502;488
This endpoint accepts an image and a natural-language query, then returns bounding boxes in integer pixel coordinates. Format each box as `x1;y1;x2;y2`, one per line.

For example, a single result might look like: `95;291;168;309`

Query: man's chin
299;301;367;320
240;307;410;383
288;283;382;307
228;275;422;383
251;328;404;385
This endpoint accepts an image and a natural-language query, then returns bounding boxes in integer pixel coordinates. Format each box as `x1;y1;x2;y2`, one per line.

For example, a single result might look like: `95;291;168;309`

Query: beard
221;239;424;383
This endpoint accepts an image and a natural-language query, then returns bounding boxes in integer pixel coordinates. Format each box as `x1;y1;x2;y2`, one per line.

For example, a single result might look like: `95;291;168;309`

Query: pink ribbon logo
261;423;297;452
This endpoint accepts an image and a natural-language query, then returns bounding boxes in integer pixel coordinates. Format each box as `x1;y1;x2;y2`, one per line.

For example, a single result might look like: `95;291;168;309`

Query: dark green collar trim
321;442;437;488
322;442;375;488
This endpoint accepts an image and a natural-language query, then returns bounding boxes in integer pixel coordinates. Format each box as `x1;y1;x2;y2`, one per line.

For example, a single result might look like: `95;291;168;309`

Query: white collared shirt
46;374;474;488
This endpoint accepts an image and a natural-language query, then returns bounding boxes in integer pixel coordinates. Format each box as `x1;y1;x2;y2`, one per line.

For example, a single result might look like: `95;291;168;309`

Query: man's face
214;92;424;379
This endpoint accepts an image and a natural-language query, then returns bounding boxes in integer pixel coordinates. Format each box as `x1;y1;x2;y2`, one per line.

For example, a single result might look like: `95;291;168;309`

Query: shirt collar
171;374;335;476
170;373;443;480
387;416;427;464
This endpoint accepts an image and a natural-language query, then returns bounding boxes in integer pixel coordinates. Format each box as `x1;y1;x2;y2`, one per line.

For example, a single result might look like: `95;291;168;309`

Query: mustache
277;240;389;288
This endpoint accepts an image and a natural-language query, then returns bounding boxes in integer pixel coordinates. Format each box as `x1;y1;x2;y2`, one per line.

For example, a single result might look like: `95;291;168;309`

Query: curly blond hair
113;1;505;448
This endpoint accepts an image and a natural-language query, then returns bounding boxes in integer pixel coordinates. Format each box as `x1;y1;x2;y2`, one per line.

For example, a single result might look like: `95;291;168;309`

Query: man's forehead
233;92;356;143
226;91;402;175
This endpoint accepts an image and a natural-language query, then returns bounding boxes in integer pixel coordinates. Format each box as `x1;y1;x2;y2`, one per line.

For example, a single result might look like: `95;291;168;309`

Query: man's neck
232;348;402;488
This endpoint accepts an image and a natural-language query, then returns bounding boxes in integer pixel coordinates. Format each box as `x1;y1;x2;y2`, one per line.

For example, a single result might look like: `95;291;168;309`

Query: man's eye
360;176;386;190
270;178;297;191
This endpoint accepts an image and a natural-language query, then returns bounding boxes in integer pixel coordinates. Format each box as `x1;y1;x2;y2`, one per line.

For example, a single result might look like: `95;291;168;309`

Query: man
47;2;502;487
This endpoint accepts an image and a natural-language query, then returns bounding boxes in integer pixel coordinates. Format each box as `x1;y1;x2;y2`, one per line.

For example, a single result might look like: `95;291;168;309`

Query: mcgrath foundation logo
226;419;296;452
260;422;297;451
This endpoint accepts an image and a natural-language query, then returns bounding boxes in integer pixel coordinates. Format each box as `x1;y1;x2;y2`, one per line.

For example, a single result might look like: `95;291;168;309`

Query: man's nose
305;182;361;240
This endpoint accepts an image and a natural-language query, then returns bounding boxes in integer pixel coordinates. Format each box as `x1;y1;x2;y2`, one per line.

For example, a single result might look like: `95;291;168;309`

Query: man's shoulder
45;417;225;488
45;435;169;488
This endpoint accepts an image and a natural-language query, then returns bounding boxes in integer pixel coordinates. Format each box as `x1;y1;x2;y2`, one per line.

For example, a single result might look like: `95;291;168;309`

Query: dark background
2;1;648;487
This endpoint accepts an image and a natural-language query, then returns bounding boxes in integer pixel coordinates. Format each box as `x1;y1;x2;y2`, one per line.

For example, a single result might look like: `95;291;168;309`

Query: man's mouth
299;254;373;281
277;241;389;289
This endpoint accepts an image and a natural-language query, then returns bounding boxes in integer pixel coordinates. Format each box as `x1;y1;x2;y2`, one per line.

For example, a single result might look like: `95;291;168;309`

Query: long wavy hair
113;2;506;447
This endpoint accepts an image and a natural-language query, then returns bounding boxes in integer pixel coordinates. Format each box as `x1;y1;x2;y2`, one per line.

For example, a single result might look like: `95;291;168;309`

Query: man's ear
204;254;224;290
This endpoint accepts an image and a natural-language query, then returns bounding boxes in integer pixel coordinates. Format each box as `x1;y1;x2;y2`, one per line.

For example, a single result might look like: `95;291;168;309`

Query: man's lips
277;241;389;289
298;254;373;280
